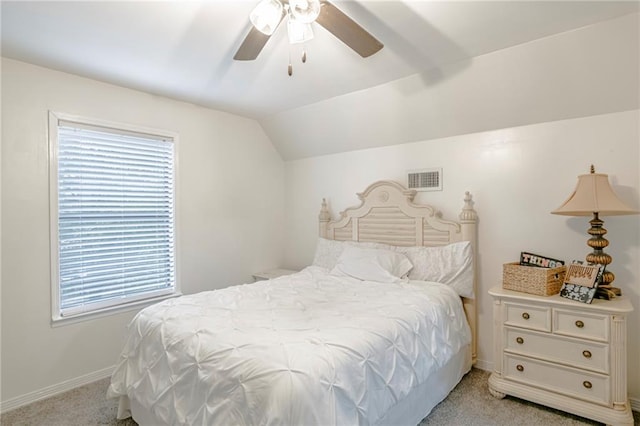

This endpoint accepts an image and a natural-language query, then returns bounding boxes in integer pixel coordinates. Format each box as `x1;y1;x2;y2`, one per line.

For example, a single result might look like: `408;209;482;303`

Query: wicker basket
503;262;566;296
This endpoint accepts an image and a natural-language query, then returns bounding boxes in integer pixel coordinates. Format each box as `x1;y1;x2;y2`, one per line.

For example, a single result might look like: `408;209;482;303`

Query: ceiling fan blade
234;7;286;61
233;27;272;61
315;1;383;58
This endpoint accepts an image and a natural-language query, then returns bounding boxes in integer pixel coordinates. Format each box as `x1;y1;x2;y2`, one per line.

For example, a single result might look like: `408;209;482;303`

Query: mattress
107;266;472;425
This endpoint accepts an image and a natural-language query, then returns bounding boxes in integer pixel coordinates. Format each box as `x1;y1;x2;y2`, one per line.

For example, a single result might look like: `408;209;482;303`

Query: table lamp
551;165;637;292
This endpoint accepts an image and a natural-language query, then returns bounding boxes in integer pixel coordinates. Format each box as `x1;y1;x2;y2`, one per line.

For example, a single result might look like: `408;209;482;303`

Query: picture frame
559;261;603;304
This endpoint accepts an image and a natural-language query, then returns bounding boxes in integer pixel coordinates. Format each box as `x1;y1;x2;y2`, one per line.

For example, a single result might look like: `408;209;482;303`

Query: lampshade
289;0;321;24
250;0;284;35
551;168;637;217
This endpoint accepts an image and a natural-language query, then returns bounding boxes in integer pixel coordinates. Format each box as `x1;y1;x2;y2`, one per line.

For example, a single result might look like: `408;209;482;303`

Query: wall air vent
407;168;442;192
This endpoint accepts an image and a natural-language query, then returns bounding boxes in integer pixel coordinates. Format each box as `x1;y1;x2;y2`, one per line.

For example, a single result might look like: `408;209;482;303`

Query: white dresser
488;286;634;425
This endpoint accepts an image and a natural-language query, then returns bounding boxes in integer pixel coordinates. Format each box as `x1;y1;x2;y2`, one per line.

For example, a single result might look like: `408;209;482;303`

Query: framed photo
559;261;603;304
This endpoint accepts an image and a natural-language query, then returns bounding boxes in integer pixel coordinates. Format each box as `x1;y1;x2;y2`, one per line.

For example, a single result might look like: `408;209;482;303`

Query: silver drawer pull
583;381;592;389
516;337;524;344
575;320;585;328
522;312;530;320
583;350;592;359
516;364;524;372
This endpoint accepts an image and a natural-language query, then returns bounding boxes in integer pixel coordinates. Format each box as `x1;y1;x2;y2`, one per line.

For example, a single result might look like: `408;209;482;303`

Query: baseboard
630;396;640;412
473;358;493;372
0;365;114;413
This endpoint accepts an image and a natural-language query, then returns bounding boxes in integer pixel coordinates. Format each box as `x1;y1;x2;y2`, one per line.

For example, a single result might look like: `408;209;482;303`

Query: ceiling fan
234;0;383;68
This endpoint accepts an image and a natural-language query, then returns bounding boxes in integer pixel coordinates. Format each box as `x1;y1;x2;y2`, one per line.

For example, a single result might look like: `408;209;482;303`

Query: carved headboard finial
318;198;331;238
459;191;478;222
319;198;331;222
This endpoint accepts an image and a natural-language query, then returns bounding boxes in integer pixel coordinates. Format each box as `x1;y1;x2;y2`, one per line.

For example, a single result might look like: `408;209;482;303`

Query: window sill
51;291;182;327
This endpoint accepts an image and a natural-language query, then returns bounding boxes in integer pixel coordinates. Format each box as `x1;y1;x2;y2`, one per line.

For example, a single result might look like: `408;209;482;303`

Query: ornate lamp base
585;212;614;285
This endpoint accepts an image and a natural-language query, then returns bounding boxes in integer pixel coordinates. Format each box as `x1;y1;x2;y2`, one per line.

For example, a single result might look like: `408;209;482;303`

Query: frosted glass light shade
287;16;314;44
289;0;321;24
250;0;284;35
551;170;637;216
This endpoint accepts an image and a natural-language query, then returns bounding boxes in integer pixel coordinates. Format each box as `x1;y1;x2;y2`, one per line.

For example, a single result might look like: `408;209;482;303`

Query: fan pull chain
287;45;307;76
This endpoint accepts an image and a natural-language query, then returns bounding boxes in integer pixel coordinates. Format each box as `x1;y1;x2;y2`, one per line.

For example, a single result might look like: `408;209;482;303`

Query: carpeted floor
1;368;638;425
419;368;639;426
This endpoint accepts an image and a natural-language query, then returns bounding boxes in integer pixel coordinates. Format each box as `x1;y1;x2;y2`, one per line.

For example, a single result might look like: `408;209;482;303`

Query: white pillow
311;238;345;270
311;237;393;270
330;246;413;283
397;241;474;298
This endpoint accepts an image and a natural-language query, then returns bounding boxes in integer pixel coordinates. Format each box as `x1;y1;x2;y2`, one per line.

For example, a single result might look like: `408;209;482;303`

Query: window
49;112;178;321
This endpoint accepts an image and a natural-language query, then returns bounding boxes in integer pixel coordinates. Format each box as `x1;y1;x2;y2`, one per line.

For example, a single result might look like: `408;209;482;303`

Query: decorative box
502;262;566;296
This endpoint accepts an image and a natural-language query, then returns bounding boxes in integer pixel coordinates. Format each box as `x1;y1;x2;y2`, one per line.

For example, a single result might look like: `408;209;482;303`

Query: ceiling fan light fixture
235;0;384;61
249;0;284;35
289;0;321;24
287;15;314;44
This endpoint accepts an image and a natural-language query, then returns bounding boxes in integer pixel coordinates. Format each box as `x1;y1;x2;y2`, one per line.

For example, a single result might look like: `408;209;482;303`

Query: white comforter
107;266;471;425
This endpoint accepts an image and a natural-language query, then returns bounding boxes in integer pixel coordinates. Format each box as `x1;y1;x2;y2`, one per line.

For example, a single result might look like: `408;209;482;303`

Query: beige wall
0;58;286;407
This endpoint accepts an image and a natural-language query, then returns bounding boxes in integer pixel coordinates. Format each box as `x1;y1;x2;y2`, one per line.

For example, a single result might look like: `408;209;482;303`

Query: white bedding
107;266;471;425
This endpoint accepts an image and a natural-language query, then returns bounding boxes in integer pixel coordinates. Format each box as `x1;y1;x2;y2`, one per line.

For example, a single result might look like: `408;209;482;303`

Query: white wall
0;58;286;407
283;109;640;402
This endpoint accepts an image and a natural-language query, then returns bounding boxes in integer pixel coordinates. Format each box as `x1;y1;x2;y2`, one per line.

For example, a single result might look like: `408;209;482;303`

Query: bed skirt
120;344;471;426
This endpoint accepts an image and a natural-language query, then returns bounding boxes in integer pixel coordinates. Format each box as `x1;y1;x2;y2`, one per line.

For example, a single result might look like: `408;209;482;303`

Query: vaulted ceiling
2;1;638;159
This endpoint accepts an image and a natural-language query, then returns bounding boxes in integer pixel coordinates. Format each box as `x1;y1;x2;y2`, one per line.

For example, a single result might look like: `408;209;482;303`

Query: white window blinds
54;119;176;317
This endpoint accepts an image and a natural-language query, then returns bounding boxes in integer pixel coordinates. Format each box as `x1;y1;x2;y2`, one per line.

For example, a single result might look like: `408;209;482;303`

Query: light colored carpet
1;368;638;425
419;369;639;426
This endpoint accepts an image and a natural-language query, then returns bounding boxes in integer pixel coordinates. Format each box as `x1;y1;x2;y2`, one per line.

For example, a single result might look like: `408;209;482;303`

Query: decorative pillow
396;241;474;298
311;238;394;270
311;238;345;270
330;246;413;283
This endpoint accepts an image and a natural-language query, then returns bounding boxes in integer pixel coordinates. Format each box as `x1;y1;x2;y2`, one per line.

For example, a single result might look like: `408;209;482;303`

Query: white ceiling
2;0;638;121
1;0;639;159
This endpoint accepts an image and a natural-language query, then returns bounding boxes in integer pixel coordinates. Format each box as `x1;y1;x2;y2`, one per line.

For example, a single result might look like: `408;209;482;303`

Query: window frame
48;111;180;325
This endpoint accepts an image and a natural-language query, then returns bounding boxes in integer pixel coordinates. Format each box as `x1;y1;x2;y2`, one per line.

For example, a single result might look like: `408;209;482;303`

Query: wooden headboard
318;180;478;364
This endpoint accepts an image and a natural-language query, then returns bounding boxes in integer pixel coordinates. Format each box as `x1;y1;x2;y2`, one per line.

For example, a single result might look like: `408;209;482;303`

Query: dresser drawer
504;354;610;406
554;309;609;342
504;327;609;374
504;302;551;332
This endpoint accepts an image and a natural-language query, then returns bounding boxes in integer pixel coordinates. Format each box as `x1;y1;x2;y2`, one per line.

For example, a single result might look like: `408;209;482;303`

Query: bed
107;180;478;425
